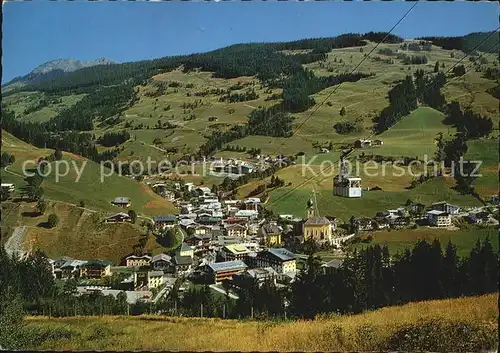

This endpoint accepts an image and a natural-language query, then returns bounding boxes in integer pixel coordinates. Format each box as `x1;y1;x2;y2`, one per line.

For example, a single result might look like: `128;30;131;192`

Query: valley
1;15;499;352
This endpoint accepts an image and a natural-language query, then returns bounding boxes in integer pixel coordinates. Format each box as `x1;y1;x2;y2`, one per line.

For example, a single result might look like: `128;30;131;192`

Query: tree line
2;109;121;163
282;69;373;113
7;32;401;97
98;131;131;147
0;236;496;341
418;32;499;54
159;237;498;320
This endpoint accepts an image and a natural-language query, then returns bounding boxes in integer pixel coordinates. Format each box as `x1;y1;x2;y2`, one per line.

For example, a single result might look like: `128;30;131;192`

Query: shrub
47;214;59;228
386;318;497;352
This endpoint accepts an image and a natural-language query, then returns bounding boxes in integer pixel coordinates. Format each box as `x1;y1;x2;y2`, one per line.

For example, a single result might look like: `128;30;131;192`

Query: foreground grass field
24;293;498;351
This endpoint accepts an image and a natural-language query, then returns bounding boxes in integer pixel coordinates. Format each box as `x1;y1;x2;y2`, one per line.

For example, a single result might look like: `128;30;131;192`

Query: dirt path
5;226;28;258
3;166;23;178
139;141;170;153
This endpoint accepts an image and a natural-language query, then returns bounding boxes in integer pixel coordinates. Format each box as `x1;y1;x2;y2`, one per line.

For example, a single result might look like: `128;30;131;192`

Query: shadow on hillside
37;221;52;229
22;211;41;218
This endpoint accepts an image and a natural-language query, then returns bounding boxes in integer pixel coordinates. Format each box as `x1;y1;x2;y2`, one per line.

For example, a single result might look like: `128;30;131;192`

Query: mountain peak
31;58;116;75
3;58;117;88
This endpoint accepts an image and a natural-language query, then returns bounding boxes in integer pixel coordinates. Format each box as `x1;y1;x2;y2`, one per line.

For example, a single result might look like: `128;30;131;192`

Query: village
13;159;497;308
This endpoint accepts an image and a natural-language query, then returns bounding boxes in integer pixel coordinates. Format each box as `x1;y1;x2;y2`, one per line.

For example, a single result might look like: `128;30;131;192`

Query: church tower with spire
306;198;315;219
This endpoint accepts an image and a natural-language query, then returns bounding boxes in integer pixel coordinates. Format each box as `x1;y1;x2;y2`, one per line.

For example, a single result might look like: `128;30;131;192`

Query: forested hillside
1;31;498;218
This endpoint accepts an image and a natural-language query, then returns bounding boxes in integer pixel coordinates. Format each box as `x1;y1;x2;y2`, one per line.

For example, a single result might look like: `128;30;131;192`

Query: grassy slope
24;293;498;351
0;200;175;263
1;130;176;217
464;138;499;199
352;227;499;258
2;91;86;123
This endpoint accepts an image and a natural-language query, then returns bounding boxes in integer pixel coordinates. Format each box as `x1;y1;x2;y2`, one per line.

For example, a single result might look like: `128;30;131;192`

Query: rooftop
112;197;130;204
225;223;246;230
126;254;152;260
148;270;164;277
261;223;281;235
427;210;449;216
265;248;296;261
322;259;344;269
152;253;171;263
107;212;130;218
304;216;330;226
174;255;193;266
224;243;250;254
179;243;194;252
208;260;248;272
153;215;177;222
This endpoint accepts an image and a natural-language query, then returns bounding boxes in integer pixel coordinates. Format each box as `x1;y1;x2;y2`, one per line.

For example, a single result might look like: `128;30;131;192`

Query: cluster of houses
77;187;360;300
60;174;499;306
352;201;498;232
48;258;112;280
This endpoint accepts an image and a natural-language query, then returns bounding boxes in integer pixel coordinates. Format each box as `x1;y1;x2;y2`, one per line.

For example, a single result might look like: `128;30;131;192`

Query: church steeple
306;198;315;219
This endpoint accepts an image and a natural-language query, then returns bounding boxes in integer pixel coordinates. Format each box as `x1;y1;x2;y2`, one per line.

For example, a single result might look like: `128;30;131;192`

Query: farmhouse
355;217;373;231
151;253;172;271
173;255;193;274
373;217;390;229
431;202;460;215
427;210;451;227
153;215;177;229
105;212;132;223
208;260;248;284
80;260;112;279
53;258;87;279
254;248;296;275
322;259;344;274
125;254;152;268
354;139;372;148
409;202;426;216
243;197;261;211
111;197;131;208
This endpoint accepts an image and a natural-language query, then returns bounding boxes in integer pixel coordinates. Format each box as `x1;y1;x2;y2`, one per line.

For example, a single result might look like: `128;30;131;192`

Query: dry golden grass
25;293;498;351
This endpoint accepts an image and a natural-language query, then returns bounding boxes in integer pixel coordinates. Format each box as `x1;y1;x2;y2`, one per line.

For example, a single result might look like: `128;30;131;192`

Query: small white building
427;210;451;227
333;156;362;198
1;183;15;192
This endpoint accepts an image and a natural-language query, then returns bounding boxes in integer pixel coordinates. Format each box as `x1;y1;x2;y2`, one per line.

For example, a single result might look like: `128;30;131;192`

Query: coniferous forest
0;237;497;325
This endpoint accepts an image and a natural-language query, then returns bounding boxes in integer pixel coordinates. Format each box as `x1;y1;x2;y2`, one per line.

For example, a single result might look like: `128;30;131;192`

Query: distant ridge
2;58;116;89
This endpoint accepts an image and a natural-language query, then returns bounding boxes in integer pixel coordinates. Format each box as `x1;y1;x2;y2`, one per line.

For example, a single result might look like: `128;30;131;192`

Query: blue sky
2;1;498;83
